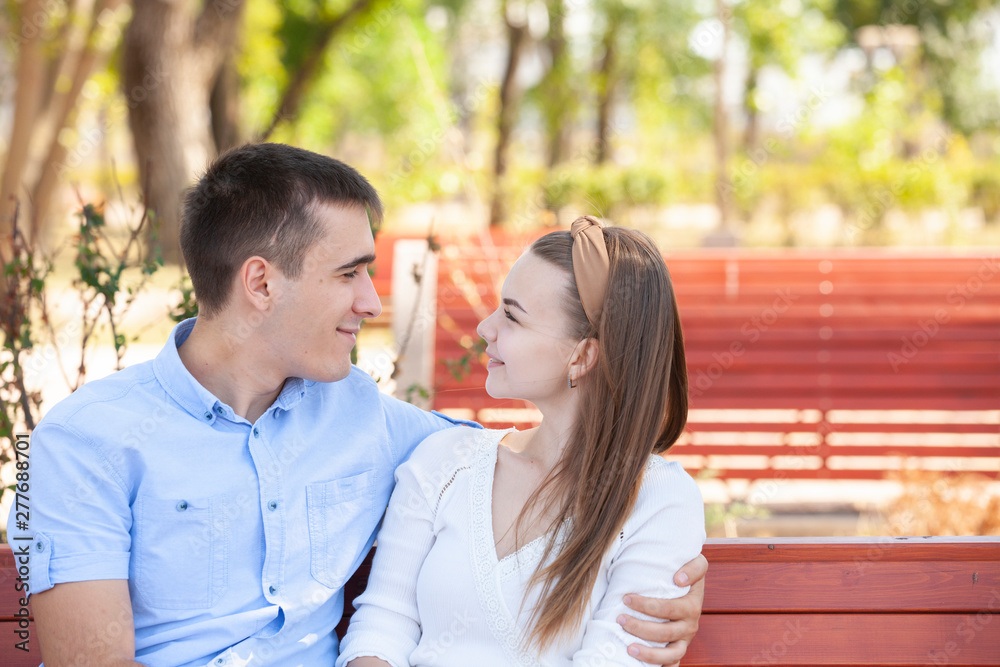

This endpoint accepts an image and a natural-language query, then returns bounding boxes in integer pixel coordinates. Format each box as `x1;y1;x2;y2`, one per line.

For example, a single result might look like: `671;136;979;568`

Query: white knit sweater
336;427;706;667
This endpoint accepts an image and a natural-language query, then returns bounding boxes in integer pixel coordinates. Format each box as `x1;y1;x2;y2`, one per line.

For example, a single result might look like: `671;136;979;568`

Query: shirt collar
153;317;309;424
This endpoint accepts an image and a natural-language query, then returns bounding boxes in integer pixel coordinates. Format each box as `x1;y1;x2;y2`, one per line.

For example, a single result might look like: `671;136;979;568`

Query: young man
11;143;707;667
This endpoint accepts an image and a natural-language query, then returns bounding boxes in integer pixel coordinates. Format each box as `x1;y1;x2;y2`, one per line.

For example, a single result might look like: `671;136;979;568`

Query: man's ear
569;337;600;380
238;256;275;311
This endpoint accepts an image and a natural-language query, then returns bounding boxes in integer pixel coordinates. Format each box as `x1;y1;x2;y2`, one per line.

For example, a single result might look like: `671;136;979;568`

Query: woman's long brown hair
518;226;688;651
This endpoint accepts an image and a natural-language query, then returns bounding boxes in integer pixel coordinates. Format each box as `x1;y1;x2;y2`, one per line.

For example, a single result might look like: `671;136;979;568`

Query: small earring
567;375;577;389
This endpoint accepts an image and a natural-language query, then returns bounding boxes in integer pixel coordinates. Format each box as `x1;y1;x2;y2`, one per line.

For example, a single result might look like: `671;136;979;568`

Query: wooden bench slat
686;397;997;410
702;561;1000;612
686;613;1000;666
0;645;40;667
702;537;1000;561
672;445;999;459
667;468;975;480
685;350;1000;365
685;422;999;434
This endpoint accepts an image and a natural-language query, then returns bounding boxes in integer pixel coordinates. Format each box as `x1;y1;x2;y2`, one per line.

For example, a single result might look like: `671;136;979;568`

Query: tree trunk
123;0;245;266
31;0;127;239
743;66;758;153
595;16;619;165
31;0;94;169
543;0;571;169
1;0;47;244
211;52;242;153
489;0;529;226
713;0;731;232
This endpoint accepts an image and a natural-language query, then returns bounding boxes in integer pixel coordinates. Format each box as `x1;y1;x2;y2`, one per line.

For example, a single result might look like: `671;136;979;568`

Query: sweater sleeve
571;459;706;666
336;429;466;667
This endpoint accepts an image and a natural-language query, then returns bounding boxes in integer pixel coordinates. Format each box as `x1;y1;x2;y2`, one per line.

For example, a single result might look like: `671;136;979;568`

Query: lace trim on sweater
469;428;541;667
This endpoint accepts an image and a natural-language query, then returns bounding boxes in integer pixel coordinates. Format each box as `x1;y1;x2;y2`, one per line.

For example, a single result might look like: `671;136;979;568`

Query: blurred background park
1;0;998;539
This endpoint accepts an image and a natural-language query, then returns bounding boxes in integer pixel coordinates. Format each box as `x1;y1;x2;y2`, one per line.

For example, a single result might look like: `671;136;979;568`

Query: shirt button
252;427;260;438
215;659;224;665
215;405;225;414
267;500;277;511
35;541;45;552
268;585;277;595
176;500;189;511
203;411;212;420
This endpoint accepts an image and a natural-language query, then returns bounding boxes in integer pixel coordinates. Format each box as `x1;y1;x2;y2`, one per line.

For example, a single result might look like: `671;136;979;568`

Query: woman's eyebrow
502;297;527;314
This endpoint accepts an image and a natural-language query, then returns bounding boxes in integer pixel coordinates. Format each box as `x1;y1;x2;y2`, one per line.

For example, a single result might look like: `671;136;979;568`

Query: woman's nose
477;310;497;342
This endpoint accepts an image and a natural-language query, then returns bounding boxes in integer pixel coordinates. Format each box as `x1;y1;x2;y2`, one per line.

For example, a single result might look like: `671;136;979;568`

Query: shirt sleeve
572;461;706;666
379;392;481;468
7;422;133;596
336;431;447;667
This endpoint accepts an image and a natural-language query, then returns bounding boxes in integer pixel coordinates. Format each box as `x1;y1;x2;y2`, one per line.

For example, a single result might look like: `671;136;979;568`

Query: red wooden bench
686;536;1000;666
430;236;1000;481
6;538;997;666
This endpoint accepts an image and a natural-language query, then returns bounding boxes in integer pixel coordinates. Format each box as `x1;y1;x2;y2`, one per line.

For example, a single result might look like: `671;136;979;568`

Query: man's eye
344;270;358;278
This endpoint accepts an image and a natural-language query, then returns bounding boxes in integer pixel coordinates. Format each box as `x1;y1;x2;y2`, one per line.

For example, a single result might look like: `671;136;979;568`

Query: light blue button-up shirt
10;318;472;666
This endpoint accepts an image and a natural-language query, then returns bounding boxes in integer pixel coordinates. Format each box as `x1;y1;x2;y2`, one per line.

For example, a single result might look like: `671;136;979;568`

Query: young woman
337;218;706;666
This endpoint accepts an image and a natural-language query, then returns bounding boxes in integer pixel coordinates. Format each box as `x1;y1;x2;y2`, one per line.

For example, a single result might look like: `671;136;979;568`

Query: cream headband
570;216;610;326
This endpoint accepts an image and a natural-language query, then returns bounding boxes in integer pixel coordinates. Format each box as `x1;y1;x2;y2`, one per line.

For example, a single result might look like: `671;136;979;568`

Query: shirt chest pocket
306;471;376;589
132;494;230;610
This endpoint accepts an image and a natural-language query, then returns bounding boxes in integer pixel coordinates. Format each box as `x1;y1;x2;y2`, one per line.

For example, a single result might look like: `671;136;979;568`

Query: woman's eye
504;308;517;323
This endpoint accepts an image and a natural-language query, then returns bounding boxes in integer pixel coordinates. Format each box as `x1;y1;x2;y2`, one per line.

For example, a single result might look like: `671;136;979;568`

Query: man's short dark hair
180;142;383;316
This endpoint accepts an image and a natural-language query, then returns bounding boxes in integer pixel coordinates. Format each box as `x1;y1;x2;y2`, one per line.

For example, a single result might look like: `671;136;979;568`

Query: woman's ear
569;337;600;381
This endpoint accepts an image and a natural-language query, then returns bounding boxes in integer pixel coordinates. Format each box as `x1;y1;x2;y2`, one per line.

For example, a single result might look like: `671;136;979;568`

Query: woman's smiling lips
486;355;505;369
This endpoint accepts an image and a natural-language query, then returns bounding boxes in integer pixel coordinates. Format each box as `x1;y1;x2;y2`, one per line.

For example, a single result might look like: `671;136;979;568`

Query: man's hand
31;580;146;667
616;553;708;667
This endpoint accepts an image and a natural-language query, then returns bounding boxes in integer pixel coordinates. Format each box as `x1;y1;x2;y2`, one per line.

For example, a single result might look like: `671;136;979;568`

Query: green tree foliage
830;0;1000;133
2;0;997;247
733;0;846;149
